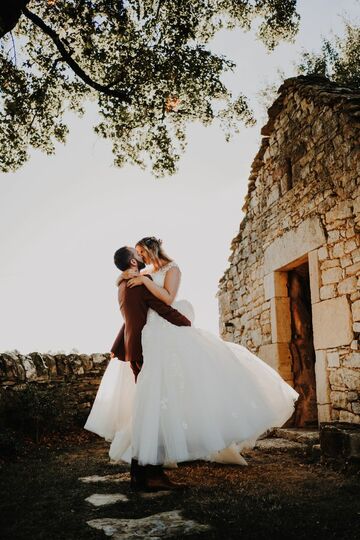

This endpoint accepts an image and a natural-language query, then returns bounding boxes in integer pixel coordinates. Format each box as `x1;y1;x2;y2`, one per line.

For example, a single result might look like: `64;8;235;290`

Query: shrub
0;383;78;443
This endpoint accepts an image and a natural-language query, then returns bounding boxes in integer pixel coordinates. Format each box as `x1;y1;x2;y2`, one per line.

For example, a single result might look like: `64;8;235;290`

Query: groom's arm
110;323;125;360
143;289;191;327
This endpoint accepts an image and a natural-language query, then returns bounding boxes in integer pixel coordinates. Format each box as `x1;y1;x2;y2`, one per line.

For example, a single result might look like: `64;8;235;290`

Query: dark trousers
130;458;163;486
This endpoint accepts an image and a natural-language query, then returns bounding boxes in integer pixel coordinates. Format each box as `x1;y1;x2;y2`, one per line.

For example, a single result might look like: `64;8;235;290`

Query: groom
110;246;191;491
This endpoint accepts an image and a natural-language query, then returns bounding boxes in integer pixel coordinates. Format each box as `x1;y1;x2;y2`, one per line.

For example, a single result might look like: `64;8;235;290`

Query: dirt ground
1;433;359;540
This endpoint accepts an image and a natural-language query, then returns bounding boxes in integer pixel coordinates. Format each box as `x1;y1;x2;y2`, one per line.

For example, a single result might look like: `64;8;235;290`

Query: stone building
218;75;360;428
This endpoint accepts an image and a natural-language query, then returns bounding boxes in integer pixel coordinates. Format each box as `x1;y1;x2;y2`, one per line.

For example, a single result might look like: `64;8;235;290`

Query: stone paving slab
79;473;130;484
85;493;129;506
87;509;211;539
139;490;171;499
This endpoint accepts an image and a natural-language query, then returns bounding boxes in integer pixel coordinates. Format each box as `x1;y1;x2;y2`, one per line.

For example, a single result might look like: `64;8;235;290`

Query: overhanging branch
22;6;131;103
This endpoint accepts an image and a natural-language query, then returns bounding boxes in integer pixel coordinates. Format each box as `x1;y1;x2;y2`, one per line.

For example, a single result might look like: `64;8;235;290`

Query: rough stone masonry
218;75;360;427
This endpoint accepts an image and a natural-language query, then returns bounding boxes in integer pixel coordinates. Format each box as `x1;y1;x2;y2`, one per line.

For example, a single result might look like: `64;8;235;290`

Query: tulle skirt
84;300;299;465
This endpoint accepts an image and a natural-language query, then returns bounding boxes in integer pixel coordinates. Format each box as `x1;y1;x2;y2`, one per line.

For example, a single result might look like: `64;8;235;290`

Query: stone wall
0;350;109;414
218;75;360;425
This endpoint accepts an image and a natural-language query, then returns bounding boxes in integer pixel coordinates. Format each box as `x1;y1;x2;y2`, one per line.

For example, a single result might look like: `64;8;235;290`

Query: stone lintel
264;216;326;274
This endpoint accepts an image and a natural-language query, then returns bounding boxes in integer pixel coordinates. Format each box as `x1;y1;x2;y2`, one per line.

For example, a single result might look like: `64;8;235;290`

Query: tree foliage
0;0;300;176
297;21;360;88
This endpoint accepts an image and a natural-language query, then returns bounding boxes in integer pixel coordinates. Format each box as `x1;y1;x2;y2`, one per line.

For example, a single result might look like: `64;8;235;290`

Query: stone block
352;248;360;263
270;297;291;343
352;402;360;415
340;255;353;268
317;246;329;261
342;368;360;391
317;403;332;423
352;300;360;322
332;242;345;258
325;201;353;223
346;261;360;276
308;249;320;304
321;259;340;269
312;296;353;349
320;422;360;460
319;284;337;300
263;271;288;300
330;390;347;409
315;350;330;405
258;343;293;382
327;351;340;368
264;216;326;274
329;369;345;388
339;411;360;424
338;276;358;295
218;292;231;315
322;266;343;285
344;239;358;254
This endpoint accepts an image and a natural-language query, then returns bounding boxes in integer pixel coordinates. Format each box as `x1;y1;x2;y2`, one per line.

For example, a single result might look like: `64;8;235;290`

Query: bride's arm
127;267;180;305
116;268;150;286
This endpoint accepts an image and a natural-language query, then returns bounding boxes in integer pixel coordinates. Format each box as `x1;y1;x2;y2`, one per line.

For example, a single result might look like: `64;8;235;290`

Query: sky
1;1;359;354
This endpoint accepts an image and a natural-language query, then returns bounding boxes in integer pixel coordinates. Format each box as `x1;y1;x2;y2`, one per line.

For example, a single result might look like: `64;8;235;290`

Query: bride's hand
127;275;146;288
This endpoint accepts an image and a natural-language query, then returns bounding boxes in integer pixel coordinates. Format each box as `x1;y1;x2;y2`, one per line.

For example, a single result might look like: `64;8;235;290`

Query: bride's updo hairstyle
136;236;172;271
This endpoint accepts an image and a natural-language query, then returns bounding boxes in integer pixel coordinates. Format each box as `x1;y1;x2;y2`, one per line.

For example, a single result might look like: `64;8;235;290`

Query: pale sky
1;1;359;354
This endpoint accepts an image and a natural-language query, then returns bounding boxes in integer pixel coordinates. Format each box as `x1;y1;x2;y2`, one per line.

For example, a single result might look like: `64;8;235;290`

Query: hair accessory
143;236;160;247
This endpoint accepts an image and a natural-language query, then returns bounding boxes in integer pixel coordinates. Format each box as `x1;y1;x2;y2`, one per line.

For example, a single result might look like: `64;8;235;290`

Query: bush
0;383;79;444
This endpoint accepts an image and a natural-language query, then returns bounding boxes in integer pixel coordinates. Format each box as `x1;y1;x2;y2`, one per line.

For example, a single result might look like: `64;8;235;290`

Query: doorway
287;261;318;427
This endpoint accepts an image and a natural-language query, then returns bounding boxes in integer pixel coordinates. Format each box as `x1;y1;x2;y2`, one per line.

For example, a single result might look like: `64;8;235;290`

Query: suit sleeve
110;323;126;360
143;289;191;327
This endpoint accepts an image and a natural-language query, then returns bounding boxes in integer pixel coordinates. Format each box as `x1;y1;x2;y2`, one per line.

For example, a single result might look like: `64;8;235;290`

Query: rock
85;493;129;507
271;428;319;445
255;438;306;451
87;510;211;539
320;422;360;460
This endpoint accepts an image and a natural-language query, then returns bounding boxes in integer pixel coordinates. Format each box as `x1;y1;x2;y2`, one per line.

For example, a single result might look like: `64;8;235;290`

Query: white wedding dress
85;261;299;466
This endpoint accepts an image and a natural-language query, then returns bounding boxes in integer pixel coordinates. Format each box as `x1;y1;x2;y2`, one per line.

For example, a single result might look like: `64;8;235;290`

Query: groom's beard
137;260;146;271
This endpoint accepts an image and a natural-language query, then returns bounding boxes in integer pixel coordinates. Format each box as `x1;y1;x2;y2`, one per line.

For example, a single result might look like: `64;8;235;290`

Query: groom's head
114;246;146;271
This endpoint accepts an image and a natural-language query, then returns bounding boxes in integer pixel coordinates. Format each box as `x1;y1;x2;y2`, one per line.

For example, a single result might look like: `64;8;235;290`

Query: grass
0;433;359;540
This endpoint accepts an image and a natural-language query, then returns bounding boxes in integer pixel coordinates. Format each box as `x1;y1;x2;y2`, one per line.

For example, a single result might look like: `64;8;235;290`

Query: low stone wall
0;351;110;413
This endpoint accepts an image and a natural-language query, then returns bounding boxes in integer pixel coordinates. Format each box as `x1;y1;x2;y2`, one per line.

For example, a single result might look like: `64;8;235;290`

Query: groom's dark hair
114;246;134;271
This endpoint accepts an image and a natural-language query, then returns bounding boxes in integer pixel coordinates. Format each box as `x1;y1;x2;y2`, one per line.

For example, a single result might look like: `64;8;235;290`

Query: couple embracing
85;237;299;491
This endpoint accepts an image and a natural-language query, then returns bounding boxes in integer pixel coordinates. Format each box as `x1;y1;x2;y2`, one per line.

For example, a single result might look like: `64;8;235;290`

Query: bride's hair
136;237;172;270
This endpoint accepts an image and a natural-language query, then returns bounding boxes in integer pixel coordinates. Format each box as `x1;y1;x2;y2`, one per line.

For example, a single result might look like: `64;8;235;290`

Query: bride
85;237;299;467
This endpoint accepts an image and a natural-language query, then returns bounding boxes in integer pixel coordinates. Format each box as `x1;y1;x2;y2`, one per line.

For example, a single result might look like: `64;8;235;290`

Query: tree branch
22;7;131;103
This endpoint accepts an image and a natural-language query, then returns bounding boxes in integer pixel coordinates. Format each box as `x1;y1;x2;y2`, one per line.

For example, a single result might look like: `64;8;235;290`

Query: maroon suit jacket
111;279;191;379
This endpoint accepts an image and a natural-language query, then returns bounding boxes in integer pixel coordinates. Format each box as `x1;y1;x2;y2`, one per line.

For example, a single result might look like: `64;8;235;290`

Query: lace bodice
150;261;180;287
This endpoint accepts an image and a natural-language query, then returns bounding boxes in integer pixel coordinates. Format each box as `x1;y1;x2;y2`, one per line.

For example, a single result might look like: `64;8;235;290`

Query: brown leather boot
144;465;186;491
